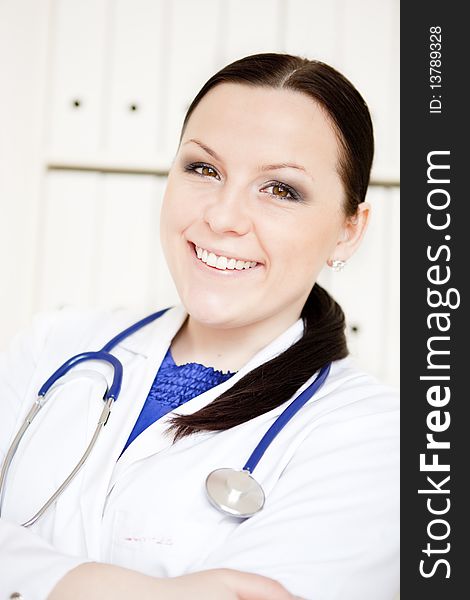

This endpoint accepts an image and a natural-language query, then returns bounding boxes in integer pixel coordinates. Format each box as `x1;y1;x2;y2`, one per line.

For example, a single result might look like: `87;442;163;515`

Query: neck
170;307;303;373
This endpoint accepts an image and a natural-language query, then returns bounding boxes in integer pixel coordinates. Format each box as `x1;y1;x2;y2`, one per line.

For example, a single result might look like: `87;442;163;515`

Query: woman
0;54;399;599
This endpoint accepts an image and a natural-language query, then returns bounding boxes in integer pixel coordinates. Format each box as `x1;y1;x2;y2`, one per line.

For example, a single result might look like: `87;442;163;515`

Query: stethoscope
0;307;330;526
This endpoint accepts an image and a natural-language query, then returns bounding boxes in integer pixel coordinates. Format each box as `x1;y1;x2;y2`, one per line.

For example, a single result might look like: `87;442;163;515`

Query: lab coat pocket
109;508;181;577
107;502;237;578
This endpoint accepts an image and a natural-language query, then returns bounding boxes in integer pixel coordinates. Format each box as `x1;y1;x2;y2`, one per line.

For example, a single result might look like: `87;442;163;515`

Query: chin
181;293;248;329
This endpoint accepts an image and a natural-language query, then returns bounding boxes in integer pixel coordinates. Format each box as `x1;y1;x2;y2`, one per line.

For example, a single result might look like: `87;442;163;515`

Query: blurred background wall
0;0;399;386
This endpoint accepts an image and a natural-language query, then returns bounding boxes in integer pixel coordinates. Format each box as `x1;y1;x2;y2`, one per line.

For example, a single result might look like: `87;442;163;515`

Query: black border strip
401;2;467;597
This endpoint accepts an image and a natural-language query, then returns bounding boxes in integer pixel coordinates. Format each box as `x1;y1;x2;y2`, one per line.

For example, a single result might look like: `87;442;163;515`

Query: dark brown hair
168;53;374;440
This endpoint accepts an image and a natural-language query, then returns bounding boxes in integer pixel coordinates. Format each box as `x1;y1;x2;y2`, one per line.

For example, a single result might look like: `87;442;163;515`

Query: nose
202;182;252;236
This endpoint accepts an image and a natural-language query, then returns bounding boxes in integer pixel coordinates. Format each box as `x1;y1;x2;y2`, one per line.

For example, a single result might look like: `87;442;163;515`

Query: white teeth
194;244;258;271
215;256;227;270
206;252;217;267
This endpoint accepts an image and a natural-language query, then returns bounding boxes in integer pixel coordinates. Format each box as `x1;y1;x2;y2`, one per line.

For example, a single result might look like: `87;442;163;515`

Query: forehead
182;83;340;171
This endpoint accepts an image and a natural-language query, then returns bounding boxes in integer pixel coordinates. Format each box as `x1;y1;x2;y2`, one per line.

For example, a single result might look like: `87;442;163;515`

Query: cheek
270;211;341;270
159;186;183;259
161;177;203;227
159;194;170;249
160;182;187;237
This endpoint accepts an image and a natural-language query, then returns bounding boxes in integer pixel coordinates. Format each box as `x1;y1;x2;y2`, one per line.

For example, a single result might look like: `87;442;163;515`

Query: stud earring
328;259;346;272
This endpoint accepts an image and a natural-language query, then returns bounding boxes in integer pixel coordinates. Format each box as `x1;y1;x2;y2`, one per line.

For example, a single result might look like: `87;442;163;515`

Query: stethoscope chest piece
205;468;265;518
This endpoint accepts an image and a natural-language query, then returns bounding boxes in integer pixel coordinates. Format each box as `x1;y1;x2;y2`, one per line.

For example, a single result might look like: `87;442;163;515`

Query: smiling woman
0;54;398;600
160;56;373;437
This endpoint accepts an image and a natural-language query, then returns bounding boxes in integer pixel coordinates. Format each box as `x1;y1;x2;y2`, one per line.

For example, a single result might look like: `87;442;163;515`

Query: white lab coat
0;304;399;600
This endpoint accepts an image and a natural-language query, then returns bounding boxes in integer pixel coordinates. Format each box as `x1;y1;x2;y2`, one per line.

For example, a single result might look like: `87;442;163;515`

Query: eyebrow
184;138;314;181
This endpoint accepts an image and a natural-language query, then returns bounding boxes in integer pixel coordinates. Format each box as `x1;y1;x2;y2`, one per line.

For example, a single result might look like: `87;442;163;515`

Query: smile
193;244;259;271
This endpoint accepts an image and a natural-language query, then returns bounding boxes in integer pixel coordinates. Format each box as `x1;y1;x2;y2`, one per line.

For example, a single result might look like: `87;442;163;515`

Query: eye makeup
180;156;308;204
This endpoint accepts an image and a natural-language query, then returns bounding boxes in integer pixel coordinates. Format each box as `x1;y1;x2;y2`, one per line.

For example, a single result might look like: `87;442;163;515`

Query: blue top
122;346;237;453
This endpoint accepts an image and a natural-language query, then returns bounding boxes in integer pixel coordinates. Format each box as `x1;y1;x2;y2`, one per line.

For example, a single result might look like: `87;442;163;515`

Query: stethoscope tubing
38;351;123;401
37;307;171;401
242;362;331;473
0;308;170;524
101;307;170;353
21;396;114;527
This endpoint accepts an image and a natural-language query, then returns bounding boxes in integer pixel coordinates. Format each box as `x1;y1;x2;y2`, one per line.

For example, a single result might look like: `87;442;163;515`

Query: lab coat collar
115;303;305;368
115;303;188;358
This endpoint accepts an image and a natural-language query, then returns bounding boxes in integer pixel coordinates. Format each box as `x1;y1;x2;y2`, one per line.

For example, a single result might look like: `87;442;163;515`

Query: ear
328;201;371;265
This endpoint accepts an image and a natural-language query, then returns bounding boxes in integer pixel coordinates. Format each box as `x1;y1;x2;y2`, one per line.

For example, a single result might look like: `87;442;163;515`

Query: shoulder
2;304;141;378
24;305;154;356
270;357;399;521
284;356;399;474
317;355;399;423
42;305;141;339
1;305;161;387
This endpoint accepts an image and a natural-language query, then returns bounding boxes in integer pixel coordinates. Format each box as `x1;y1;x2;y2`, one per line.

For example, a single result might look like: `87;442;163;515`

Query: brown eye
184;162;221;179
201;165;218;177
260;181;302;202
272;184;289;197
